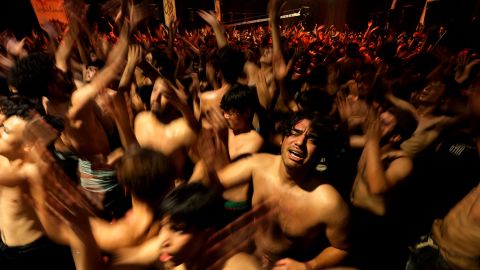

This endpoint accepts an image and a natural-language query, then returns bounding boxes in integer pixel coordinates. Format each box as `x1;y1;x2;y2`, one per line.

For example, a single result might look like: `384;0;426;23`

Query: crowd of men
0;0;479;269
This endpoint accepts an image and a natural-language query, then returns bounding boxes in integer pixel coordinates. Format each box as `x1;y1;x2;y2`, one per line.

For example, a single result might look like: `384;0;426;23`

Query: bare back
43;98;111;161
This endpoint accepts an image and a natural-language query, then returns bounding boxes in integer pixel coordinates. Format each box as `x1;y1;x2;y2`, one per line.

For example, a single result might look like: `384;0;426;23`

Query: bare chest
253;176;323;238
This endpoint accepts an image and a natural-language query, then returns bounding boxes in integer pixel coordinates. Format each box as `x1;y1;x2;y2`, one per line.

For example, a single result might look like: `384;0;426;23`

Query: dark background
2;0;479;49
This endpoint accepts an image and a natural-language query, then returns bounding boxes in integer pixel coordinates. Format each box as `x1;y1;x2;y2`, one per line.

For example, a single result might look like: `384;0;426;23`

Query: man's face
85;66;99;82
223;109;249;130
281;119;319;170
158;215;205;266
0;116;27;158
418;81;446;104
259;46;272;65
380;110;398;138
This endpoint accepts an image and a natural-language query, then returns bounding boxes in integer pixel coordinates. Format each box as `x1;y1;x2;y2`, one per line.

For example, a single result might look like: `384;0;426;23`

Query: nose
159;229;171;248
293;133;307;147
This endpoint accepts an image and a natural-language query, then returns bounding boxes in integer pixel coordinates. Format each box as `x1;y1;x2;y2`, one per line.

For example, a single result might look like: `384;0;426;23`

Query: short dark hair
220;84;258;113
217;47;245;85
295;89;333;116
116;147;174;205
0;96;36;120
87;59;105;69
281;110;338;159
159;182;223;231
8;52;55;99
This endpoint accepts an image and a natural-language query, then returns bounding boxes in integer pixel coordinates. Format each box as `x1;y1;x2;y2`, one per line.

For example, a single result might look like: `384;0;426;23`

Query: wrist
304;261;314;270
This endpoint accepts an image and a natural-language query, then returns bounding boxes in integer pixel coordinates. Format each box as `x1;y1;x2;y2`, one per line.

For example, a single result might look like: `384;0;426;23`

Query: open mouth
160;252;173;263
288;149;306;162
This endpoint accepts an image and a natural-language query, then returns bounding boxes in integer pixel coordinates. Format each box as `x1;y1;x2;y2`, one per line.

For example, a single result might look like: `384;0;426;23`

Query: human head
216;47;245;85
0;97;36;159
158;182;223;266
116;146;174;206
220;84;257;130
8;52;74;101
417;80;447;104
280;110;337;171
84;59;105;82
294;89;333;116
381;106;417;146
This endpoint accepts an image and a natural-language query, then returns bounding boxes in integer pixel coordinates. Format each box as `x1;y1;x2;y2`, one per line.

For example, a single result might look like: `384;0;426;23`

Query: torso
350;150;408;216
0;165;43;246
250;155;333;263
43;97;111;162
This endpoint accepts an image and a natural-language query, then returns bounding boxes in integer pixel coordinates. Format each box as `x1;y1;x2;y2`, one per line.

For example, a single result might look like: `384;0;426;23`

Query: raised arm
362;110;413;195
69;23;129;119
198;10;227;49
153;77;200;132
118;45;143;93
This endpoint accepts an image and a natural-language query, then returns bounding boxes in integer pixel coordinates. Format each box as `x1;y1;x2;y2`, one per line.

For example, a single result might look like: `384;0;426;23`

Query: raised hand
198;10;219;27
272;51;294;81
153;78;189;109
336;91;353;123
364;107;382;142
127;44;143;67
5;37;28;58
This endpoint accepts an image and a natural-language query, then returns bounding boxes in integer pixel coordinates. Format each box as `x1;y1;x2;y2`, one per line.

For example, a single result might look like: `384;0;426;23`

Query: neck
416;104;435;115
131;196;153;216
279;159;310;186
232;124;253;135
260;63;272;71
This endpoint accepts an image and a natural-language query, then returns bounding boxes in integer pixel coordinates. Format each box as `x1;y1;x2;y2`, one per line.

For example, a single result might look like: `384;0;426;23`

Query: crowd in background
0;0;479;270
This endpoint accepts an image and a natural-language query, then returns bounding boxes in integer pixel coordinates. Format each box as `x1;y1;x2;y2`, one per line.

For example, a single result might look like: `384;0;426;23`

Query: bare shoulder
312;182;349;219
251;153;277;167
223;252;261;270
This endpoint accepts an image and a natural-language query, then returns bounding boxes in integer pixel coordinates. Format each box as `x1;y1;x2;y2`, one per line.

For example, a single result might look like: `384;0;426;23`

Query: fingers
205;107;227;132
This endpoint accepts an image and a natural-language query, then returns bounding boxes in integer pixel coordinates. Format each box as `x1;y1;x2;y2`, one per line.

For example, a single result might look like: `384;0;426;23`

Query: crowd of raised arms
0;0;479;270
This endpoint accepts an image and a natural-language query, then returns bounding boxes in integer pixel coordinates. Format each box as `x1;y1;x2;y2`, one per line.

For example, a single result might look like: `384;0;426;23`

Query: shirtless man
8;22;130;219
0;98;75;269
198;84;264;225
349;106;417;270
350;106;417;216
216;111;351;269
220;84;264;162
406;81;480;270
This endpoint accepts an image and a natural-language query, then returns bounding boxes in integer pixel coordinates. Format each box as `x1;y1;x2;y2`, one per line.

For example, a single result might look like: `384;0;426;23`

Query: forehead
291;119;314;132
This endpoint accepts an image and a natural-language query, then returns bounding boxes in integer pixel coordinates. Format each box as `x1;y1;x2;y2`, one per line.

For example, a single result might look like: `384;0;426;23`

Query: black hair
8;52;55;99
116;146;174;206
0;96;36;120
295;89;333;116
217;47;245;85
87;59;105;69
159;182;223;231
220;84;258;113
137;84;153;110
280;110;339;162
